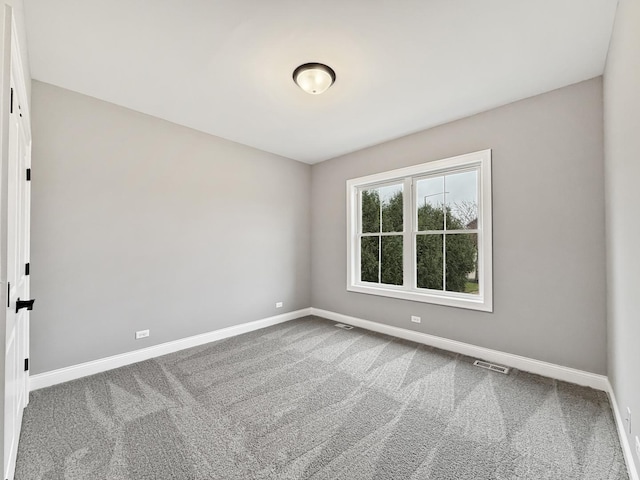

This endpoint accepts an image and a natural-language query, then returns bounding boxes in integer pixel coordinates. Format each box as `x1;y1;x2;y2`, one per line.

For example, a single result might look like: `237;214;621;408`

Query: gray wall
311;78;607;374
30;81;311;374
604;0;640;465
31;76;609;377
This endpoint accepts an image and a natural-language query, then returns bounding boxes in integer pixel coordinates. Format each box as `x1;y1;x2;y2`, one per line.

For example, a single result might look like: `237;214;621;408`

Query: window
347;150;492;311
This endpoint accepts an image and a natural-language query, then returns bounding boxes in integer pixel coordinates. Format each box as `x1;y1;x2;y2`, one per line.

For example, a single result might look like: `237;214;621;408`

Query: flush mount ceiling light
293;63;336;95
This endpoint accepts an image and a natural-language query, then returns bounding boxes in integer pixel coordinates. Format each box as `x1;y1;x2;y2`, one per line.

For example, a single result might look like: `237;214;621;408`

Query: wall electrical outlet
135;329;150;340
275;302;283;308
411;316;421;324
627;407;632;434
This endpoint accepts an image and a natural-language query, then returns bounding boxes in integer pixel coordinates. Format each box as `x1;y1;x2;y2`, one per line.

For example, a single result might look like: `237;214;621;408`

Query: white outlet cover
411;316;421;323
276;302;283;308
135;330;150;339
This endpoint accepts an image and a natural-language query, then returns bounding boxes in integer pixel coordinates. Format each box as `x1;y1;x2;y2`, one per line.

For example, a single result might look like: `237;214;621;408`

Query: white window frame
346;149;493;312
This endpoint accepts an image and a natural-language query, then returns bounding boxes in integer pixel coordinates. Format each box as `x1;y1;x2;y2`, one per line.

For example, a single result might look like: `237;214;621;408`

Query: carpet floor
16;316;628;479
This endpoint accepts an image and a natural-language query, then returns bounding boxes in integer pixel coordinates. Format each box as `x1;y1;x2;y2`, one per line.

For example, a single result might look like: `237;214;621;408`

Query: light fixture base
293;63;336;95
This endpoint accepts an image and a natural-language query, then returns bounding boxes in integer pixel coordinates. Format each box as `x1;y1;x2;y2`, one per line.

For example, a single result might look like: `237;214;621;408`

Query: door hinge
6;282;9;307
26;168;31;181
24;358;28;372
10;87;13;114
25;263;30;276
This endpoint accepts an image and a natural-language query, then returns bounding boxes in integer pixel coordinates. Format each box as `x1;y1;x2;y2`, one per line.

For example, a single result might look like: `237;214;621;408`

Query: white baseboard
30;306;609;392
607;380;640;480
310;308;609;391
29;308;312;391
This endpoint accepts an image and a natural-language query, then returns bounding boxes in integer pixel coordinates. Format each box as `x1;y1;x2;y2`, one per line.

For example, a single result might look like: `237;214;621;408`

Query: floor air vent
473;360;510;374
334;323;354;330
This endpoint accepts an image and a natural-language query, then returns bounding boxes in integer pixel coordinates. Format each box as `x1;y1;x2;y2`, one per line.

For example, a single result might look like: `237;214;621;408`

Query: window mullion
442;233;447;292
442;175;447;291
476;166;483;297
378;198;382;283
403;177;412;289
355;189;361;284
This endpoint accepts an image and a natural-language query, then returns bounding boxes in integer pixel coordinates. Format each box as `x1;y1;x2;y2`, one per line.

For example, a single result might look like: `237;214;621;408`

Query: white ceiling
24;0;617;164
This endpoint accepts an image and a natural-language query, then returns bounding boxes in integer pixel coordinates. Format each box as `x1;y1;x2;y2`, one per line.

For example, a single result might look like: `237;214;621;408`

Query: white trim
346;149;493;312
347;150;491;186
29;308;312;391
607;380;640;480
346;284;492;311
310;308;609;390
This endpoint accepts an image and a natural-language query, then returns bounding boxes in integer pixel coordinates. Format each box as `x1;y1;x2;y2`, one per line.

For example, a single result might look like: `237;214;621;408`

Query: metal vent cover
334;323;354;330
473;360;510;374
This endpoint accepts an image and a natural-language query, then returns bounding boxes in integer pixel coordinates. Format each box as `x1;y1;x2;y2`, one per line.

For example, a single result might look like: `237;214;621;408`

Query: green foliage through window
415;204;478;293
360;187;403;285
360;182;478;294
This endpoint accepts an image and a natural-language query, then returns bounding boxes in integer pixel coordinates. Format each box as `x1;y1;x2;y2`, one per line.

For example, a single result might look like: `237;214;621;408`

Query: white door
2;8;31;480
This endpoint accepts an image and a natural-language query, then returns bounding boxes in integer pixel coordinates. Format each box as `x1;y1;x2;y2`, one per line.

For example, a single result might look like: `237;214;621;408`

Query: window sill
347;283;493;312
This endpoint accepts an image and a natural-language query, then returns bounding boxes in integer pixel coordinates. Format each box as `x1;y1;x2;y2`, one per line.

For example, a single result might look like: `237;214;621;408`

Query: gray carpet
16;316;628;479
